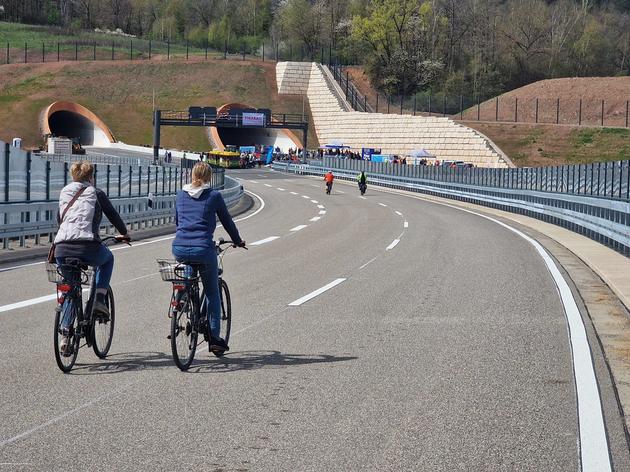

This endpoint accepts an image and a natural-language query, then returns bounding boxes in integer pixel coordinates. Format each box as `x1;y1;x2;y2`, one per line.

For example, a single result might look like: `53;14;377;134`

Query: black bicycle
47;236;129;373
157;239;237;371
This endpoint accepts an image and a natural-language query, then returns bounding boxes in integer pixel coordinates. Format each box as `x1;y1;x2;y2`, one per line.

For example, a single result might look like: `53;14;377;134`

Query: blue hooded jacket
173;184;242;249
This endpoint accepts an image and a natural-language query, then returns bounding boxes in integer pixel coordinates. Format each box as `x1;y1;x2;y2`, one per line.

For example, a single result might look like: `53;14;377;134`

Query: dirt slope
0;58;318;150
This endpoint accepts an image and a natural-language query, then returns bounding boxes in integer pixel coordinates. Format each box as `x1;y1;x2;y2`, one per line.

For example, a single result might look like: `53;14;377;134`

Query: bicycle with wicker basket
46;236;129;373
157;238;236;371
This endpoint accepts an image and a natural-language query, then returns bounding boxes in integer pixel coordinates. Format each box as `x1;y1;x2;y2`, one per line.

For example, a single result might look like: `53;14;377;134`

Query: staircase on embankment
276;62;509;168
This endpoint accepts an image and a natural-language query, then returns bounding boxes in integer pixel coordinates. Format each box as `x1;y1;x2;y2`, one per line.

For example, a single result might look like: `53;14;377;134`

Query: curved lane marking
385;239;400;251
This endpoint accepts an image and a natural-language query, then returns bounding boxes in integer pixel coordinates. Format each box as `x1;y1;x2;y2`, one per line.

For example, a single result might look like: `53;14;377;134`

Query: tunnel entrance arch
42;102;115;147
152;106;308;162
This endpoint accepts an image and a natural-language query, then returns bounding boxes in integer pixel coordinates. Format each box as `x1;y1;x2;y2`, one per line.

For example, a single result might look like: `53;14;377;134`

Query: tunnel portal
42;102;115;147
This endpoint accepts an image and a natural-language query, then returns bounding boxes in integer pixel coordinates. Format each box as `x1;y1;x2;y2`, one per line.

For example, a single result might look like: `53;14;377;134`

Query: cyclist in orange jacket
324;171;334;194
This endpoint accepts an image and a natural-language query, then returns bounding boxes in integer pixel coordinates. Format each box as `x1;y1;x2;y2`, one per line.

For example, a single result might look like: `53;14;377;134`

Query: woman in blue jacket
172;162;246;352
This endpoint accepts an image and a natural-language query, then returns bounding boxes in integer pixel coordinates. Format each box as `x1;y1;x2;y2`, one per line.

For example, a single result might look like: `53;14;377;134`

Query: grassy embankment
0;21;211;61
468;123;630;167
0;58;318;151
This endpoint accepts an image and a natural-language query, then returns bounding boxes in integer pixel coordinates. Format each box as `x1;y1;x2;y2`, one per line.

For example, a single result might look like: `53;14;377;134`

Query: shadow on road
188;350;358;374
68;350;357;375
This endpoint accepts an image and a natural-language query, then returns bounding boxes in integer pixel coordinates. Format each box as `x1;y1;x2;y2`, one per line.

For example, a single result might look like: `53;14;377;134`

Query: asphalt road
0;168;628;471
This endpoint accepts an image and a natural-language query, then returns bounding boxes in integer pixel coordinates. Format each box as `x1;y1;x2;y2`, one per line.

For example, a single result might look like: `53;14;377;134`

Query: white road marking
249;180;258;184
319;210;326;215
288;278;347;306
310;184;319;188
290;225;307;232
277;188;285;191
359;196;367;200
317;205;325;209
359;257;378;270
250;236;280;246
378;203;387;207
290;192;298;195
0;261;46;273
310;200;319;204
386;239;400;251
309;217;321;222
302;195;310;199
0;294;57;313
264;184;272;187
395;211;403;216
337;190;345;194
404;221;409;228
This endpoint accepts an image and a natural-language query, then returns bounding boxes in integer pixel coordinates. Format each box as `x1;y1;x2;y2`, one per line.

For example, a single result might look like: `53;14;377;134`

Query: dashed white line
290;192;298;195
277;188;285;191
310;200;319;204
310;184;319;188
290;225;307;232
386;239;400;251
395;211;403;216
0;294;57;313
264;184;273;187
379;203;387;207
250;180;258;184
317;205;325;209
359;196;367;200
359;257;378;270
319;210;326;215
288;278;347;306
337;190;345;194
309;216;321;222
250;236;280;246
404;221;409;228
302;195;310;199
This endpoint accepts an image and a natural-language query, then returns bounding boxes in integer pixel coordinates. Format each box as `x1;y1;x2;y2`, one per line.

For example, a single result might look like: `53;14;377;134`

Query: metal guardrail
0;176;243;251
272;162;630;257
42;152;148;166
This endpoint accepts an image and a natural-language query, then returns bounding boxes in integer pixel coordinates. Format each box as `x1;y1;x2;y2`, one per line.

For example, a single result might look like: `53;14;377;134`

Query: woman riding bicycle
172;162;246;352
54;161;130;348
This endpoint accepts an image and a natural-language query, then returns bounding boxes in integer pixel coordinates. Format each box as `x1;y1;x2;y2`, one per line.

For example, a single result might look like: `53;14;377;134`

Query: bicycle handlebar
101;235;132;246
216;238;248;250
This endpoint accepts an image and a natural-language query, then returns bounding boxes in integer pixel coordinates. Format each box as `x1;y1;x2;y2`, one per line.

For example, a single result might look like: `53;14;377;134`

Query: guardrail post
46;160;51;201
129;166;133;196
118;165;122;197
4;142;9;202
106;165;111;195
63;162;68;186
26;151;32;202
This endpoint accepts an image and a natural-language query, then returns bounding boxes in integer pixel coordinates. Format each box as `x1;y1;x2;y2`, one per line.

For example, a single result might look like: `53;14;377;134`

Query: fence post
112;41;115;60
556;98;560;124
495;97;499;121
6;42;8;64
24;42;27;63
186;40;189;60
93;41;96;60
130;40;133;60
387;96;390;114
57;42;60;61
626;101;629;128
167;40;170;60
42;42;45;62
400;95;403;115
477;100;480;121
601;100;604;127
578;99;582;126
535;98;539;123
75;42;78;61
149;40;152;60
460;95;463;119
205;40;208;60
364;95;367;112
514;98;518;122
442;95;446;117
428;92;432;116
376;94;379;113
413;96;417;116
242;46;245;60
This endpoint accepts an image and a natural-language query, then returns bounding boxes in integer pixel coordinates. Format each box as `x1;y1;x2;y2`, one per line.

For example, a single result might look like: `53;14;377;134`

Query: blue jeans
56;244;114;290
172;245;221;338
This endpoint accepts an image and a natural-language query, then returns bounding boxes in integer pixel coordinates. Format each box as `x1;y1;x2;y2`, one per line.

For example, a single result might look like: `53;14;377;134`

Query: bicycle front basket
157;259;196;282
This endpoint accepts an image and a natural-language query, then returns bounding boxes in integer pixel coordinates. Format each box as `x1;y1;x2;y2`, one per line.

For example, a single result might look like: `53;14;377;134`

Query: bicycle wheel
92;287;115;359
54;298;80;373
170;289;198;371
212;279;232;358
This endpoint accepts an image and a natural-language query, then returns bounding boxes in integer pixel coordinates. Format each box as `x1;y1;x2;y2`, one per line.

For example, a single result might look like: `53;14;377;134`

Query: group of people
54;161;246;355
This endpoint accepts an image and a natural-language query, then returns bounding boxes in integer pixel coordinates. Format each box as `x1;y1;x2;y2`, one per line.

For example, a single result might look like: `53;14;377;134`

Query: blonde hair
191;162;213;187
70;161;94;182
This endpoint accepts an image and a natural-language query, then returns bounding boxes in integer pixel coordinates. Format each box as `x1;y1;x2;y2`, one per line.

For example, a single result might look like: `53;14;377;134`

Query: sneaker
209;336;229;352
60;335;72;356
